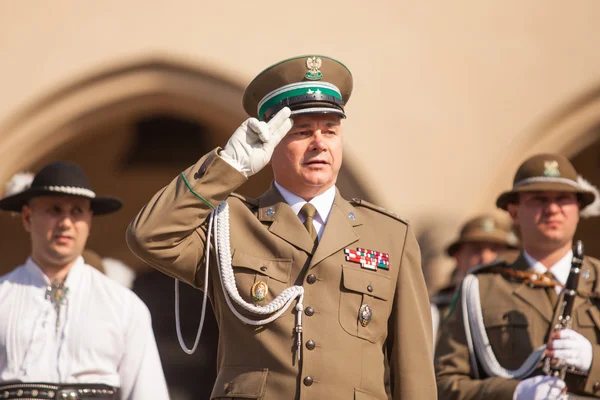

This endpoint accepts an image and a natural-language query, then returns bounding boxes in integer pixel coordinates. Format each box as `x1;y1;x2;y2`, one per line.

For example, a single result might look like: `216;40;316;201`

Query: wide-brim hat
446;214;519;256
0;161;122;215
243;55;353;121
496;153;596;210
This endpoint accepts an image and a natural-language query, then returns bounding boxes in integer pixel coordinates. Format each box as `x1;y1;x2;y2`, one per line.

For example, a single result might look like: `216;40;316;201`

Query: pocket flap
232;251;291;283
342;266;391;300
483;309;528;327
211;366;268;399
354;388;383;400
577;307;600;328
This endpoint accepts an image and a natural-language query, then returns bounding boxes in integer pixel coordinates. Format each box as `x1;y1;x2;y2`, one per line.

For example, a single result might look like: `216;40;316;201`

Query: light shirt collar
24;256;85;288
523;249;572;288
274;182;336;224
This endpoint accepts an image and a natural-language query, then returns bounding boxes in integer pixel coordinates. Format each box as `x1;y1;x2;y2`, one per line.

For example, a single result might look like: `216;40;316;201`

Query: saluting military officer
435;154;600;399
431;214;519;343
127;55;436;400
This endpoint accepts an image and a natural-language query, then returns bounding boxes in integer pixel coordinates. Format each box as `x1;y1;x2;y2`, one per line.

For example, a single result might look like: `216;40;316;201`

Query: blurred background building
1;1;600;398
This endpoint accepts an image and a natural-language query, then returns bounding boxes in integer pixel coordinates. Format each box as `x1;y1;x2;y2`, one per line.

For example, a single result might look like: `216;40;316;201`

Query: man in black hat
127;55;436;399
436;153;600;399
0;161;169;400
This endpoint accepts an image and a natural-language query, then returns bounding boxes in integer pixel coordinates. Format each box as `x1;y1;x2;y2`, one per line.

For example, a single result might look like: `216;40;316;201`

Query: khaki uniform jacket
435;253;600;399
127;149;437;400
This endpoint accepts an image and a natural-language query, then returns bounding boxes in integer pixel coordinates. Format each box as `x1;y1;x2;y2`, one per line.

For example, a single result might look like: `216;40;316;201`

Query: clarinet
543;240;584;379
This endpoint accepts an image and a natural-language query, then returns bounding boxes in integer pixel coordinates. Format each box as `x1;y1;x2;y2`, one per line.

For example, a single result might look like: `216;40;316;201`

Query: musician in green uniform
436;153;600;399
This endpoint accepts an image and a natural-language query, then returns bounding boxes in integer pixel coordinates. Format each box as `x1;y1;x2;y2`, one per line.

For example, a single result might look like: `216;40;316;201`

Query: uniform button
260;266;267;272
367;285;373;292
306;340;316;350
306;274;317;284
304;306;315;316
303;376;313;386
594;382;600;392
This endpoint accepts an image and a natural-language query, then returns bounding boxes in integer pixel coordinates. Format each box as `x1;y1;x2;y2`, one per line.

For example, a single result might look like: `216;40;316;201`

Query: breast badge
344;248;389;271
359;304;373;327
251;281;269;302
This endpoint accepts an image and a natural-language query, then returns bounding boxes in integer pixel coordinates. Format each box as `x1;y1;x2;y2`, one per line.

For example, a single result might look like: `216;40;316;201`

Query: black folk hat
243;55;353;121
0;161;122;215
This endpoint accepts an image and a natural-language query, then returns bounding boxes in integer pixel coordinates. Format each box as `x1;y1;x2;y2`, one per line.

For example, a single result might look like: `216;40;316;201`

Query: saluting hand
545;328;593;373
220;107;293;177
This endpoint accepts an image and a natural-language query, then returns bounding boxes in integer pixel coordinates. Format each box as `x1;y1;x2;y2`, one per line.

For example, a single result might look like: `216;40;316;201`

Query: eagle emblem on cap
305;56;323;80
544;160;560;177
481;218;495;233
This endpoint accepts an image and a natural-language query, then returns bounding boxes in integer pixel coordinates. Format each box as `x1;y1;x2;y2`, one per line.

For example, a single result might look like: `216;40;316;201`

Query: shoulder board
468;258;508;275
229;192;259;207
350;198;408;224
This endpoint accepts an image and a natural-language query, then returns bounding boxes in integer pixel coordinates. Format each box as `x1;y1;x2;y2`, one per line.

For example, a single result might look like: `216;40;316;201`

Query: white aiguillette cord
175;201;306;360
461;274;545;379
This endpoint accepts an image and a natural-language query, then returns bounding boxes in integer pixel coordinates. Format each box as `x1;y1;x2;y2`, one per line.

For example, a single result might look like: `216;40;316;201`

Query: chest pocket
576;306;600;338
339;265;392;343
211;366;268;399
231;251;292;304
483;308;532;369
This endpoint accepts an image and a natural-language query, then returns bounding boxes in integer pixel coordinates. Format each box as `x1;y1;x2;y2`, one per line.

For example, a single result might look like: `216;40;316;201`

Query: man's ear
21;205;32;233
507;203;519;225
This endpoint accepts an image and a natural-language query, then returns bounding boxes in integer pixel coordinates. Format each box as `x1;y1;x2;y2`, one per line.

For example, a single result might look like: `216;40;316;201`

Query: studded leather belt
0;383;119;400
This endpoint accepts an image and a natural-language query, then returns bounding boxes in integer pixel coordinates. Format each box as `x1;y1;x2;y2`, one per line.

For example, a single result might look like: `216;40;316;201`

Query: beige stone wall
2;1;600;291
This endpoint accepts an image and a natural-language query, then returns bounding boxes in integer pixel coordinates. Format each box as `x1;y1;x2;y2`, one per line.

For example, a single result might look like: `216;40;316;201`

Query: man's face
508;191;579;252
270;113;343;200
454;241;506;278
22;196;92;269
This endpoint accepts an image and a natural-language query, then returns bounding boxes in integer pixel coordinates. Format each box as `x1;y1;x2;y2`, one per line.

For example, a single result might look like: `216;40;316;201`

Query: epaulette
468;258;508;275
350;198;409;225
229;192;259;207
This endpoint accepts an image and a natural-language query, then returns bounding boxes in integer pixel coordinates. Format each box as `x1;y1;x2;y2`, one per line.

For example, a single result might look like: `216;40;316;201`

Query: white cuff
218;151;248;177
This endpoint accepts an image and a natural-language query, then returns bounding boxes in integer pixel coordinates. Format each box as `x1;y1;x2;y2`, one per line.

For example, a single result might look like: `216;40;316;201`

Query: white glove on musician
220;107;293;177
513;376;566;400
547;328;593;373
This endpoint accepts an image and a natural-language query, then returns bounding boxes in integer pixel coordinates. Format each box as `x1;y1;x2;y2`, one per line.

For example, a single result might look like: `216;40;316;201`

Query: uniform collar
274;181;336;224
523;249;572;286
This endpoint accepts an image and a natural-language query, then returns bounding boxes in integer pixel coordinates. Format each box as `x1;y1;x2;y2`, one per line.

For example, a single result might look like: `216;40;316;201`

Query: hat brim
0;189;122;216
446;232;519;256
496;182;596;210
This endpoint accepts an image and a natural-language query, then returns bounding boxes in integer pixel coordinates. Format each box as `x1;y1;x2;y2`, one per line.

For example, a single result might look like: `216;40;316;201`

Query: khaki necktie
299;203;318;244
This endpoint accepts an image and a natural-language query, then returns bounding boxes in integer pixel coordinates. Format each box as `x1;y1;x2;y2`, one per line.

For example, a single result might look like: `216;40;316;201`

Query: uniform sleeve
126;148;247;287
388;224;438;399
118;299;170;400
580;343;600;395
434;284;519;400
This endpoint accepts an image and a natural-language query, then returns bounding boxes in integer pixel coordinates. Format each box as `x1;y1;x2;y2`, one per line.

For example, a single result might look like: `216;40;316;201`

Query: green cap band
257;82;342;121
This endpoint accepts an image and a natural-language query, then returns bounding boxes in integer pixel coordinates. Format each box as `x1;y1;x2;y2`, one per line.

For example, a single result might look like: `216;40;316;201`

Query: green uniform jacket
435;253;600;399
127;149;437;400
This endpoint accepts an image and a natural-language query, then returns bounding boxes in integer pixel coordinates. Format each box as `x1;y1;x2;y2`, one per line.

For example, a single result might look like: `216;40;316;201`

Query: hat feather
578;175;600;218
4;172;35;197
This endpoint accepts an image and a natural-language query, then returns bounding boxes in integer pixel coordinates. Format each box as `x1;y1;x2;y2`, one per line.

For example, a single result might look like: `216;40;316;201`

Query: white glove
220;107;293;177
548;328;593;373
513;376;566;400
